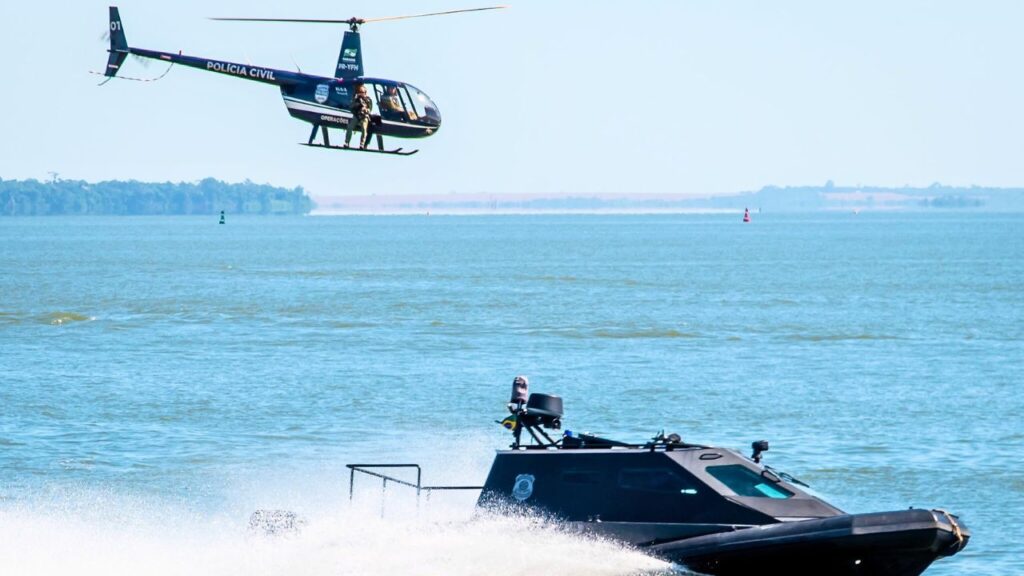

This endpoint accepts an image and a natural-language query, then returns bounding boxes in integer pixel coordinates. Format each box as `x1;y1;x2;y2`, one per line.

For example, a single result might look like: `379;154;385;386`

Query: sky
1;0;1023;197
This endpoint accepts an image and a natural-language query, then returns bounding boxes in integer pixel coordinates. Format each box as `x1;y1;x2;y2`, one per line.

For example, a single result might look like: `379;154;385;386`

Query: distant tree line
733;183;1024;212
0;177;315;216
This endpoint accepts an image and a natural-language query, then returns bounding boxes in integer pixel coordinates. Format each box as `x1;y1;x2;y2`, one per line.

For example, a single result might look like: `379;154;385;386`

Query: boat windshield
706;464;793;499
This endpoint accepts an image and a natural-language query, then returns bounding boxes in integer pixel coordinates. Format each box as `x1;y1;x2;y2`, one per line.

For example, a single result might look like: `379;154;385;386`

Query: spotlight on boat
525;393;563;429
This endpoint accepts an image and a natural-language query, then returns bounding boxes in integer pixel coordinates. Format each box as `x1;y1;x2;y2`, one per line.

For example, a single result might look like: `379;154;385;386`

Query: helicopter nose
420;111;440;135
421;103;441;126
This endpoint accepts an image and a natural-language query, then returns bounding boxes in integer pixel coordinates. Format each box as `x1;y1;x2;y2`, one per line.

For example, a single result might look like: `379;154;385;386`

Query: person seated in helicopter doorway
344;83;373;149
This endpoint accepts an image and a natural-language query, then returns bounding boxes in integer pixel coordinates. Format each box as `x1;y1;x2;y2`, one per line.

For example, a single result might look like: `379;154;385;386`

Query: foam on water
0;491;674;576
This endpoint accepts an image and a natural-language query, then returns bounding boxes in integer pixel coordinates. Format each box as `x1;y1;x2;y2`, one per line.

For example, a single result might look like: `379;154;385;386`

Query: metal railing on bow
346;463;484;514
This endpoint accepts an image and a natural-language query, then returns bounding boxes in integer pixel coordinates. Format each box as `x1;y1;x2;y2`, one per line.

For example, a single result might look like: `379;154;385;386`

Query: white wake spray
0;491;676;576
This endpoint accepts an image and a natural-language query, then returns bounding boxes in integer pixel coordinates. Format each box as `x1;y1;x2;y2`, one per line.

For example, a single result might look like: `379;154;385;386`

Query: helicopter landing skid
304;124;419;156
300;143;419;156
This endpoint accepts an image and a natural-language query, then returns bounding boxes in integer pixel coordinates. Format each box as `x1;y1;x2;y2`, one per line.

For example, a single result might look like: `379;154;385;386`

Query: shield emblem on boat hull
512;474;535;501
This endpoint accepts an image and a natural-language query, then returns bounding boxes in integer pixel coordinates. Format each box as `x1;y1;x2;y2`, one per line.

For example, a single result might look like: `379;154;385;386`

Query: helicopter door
396;88;418;121
380;84;411;120
369;83;384;114
395;86;417;121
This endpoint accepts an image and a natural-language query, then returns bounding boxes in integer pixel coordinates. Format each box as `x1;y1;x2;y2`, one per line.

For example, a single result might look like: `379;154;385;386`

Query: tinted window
619;468;698;495
706;465;793;499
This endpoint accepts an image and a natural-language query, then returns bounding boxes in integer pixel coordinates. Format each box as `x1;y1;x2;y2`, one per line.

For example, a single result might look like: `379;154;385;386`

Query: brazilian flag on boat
500;414;517;430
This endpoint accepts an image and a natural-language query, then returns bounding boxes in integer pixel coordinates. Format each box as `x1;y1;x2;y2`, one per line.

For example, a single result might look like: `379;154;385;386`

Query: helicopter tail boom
101;7;306;87
127;48;305;88
105;6;129;77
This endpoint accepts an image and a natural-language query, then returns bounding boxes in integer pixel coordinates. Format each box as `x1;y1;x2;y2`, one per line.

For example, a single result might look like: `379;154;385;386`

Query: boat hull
649;509;968;576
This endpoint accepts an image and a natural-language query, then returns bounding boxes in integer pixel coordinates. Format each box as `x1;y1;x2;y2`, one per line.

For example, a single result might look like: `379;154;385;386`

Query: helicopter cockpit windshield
403;84;441;124
366;81;441;126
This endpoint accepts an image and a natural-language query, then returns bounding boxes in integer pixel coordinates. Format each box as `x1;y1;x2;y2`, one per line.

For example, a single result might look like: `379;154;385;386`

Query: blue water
1;213;1021;575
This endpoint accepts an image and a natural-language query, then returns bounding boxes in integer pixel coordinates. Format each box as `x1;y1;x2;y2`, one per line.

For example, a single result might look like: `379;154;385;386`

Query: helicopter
100;6;505;156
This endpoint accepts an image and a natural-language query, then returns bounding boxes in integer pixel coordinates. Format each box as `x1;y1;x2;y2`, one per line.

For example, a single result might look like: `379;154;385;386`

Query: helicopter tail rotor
104;6;130;78
94;7;174;85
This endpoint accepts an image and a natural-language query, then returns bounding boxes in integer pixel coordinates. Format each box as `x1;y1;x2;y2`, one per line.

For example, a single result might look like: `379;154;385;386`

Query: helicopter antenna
90;61;175;85
211;6;507;32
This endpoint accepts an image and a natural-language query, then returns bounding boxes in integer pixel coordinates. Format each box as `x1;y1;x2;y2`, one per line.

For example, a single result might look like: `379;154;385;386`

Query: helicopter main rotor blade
210;17;358;24
362;6;508;24
210;6;507;26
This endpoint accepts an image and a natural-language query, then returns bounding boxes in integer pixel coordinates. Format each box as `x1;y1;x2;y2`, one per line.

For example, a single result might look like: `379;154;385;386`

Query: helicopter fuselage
127;47;442;140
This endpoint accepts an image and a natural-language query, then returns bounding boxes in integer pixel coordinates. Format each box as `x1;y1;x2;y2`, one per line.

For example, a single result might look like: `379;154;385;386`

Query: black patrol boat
476;378;969;576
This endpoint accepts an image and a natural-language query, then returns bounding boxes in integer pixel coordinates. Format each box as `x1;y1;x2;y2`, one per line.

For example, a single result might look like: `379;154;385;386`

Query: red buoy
743;207;751;223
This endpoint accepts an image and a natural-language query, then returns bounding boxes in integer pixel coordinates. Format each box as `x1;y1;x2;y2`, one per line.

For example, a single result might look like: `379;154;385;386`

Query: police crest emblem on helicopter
512;474;535;501
315;84;329;104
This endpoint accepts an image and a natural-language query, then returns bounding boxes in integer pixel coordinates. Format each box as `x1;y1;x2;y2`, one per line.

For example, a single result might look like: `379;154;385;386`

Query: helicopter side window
358;83;388;116
361;83;381;114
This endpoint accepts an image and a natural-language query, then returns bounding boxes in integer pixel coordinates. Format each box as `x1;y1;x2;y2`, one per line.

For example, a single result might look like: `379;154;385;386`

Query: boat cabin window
619;468;699;495
706;465;794;499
